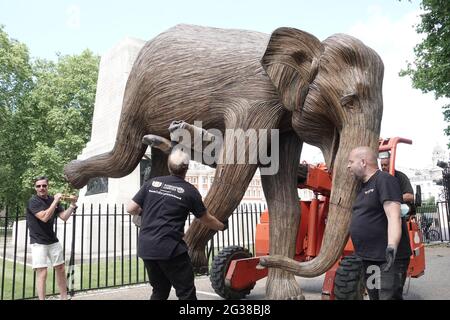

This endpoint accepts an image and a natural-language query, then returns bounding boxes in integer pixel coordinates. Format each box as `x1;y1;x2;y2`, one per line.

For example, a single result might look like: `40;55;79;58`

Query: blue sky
1;0;448;169
1;0;418;60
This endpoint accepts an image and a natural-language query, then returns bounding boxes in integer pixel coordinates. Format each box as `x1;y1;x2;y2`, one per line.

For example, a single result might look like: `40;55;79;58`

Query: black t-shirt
132;175;206;260
395;170;414;199
350;170;412;261
26;195;64;245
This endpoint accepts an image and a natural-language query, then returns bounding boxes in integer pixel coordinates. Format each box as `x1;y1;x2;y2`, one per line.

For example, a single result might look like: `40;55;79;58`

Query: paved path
72;244;450;300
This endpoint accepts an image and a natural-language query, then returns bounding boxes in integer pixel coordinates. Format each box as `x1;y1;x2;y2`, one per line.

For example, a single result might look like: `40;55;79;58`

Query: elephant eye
340;94;360;110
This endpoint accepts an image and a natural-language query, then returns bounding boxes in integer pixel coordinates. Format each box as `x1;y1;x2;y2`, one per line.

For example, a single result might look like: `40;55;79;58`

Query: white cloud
346;7;449;169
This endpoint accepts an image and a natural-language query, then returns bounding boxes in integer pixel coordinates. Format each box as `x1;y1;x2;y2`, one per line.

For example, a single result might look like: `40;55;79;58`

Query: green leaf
0;26;99;203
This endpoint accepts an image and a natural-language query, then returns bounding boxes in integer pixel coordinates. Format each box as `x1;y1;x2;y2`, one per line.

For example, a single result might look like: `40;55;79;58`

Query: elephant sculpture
64;24;384;299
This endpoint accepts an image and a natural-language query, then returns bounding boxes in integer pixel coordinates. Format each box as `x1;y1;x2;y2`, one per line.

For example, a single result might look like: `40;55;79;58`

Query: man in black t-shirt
379;152;414;204
127;149;226;300
348;147;411;300
26;176;78;300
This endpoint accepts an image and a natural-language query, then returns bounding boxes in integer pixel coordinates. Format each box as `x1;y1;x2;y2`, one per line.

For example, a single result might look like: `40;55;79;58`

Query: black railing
2;200;448;300
0;202;264;300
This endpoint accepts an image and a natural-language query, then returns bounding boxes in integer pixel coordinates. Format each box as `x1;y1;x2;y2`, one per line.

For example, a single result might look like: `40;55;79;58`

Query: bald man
347;147;411;300
127;149;226;300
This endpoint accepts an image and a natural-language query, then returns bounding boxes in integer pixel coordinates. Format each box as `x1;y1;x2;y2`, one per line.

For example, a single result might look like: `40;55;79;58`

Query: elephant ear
262;27;323;111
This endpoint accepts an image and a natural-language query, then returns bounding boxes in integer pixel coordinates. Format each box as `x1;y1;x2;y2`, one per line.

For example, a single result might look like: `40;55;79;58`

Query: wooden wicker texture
63;25;384;299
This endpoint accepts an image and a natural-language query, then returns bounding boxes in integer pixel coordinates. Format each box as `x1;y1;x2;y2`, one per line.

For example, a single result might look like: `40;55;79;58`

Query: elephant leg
184;99;285;270
185;160;258;270
63;76;158;189
64;117;148;188
261;131;304;300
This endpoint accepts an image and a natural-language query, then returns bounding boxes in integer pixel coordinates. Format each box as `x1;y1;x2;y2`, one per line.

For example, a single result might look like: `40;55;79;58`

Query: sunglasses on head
35;184;48;189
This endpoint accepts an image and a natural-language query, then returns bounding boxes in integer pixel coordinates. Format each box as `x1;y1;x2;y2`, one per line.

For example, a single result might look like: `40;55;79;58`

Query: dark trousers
143;252;197;300
362;258;410;300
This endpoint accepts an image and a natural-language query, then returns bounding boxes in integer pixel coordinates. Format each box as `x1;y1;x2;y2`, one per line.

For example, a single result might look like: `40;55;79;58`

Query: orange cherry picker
209;137;425;299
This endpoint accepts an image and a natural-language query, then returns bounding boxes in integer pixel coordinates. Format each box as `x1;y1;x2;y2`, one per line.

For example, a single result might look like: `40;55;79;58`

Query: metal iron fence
0;202;264;300
1;201;449;300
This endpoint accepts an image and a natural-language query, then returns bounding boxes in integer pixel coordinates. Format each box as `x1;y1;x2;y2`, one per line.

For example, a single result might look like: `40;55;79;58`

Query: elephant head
259;32;384;276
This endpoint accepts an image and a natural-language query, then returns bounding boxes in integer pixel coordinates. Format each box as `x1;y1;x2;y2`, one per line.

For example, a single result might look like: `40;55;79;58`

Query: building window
202;176;208;184
86;177;108;196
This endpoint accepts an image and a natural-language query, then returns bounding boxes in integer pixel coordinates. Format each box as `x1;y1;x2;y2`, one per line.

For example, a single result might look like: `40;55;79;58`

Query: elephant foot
188;246;208;274
265;269;305;300
286;294;306;300
63;160;89;189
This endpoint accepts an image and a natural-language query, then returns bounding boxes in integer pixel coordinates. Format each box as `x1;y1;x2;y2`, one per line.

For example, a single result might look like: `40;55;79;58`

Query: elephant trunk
259;126;379;277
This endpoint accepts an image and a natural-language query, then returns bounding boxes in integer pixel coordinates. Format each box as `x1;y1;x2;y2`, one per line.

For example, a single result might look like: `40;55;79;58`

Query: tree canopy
400;0;450;144
0;25;99;205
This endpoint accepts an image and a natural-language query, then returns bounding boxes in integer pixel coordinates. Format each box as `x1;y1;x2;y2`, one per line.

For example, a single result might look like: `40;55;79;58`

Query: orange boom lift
209;137;425;300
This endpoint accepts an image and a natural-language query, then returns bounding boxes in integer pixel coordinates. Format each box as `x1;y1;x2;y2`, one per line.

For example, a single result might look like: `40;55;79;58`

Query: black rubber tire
427;229;441;242
334;255;365;300
210;246;255;299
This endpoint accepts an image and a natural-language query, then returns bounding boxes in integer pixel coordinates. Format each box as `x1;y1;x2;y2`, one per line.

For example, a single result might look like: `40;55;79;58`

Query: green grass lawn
0;230;12;237
1;242;255;300
0;257;147;300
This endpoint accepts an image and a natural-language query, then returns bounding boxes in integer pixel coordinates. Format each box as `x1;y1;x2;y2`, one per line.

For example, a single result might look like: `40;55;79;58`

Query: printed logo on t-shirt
152;181;163;188
364;188;374;195
176;187;185;194
151;180;185;194
162;184;185;194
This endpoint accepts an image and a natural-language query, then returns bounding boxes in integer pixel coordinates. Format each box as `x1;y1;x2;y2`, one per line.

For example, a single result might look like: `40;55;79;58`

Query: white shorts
31;242;65;269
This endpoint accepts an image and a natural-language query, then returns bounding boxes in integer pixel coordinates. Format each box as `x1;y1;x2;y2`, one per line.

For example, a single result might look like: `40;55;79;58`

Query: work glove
221;219;229;231
383;245;397;272
132;214;142;228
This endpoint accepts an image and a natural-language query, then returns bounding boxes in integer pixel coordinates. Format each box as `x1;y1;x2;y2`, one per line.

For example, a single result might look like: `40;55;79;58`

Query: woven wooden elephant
64;24;383;299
